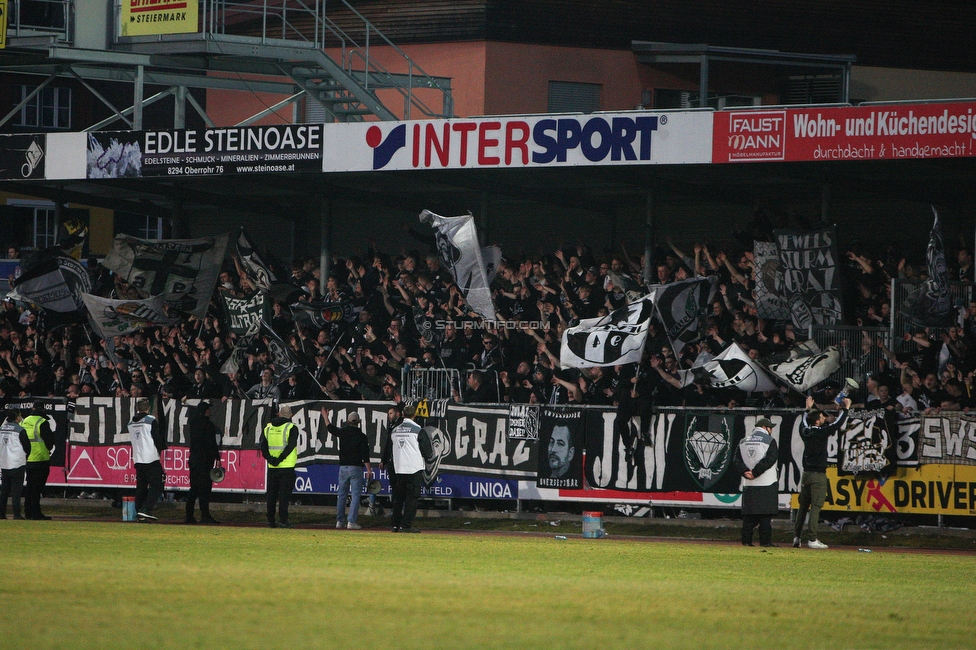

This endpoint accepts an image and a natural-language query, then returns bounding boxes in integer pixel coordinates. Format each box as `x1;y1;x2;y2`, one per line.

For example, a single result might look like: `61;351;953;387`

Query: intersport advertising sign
322;111;713;172
713;102;976;163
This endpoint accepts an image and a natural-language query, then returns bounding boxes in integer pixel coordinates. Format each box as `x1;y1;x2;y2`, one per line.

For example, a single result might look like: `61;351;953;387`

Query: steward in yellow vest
261;404;299;528
22;406;54;521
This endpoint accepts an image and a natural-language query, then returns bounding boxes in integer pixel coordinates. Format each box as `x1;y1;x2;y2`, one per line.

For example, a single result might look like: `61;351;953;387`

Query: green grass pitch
1;521;971;649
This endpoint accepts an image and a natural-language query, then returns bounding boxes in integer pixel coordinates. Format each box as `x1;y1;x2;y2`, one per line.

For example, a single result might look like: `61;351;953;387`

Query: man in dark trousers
794;395;850;549
733;417;779;547
22;404;55;520
129;398;167;522
185;401;221;525
0;409;31;520
261;404;299;528
381;404;431;533
321;407;372;530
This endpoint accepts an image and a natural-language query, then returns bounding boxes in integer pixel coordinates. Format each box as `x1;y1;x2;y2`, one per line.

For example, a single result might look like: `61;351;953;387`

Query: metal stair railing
202;0;452;120
7;0;72;42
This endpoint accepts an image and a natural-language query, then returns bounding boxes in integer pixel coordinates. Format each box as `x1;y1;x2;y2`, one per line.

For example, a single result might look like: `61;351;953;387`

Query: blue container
582;511;604;538
122;497;136;522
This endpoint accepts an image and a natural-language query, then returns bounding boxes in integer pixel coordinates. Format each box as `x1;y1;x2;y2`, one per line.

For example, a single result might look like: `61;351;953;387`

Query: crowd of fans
2;215;976;417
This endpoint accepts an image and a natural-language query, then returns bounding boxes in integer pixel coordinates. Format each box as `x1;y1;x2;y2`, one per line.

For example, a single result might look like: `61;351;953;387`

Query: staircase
200;0;453;122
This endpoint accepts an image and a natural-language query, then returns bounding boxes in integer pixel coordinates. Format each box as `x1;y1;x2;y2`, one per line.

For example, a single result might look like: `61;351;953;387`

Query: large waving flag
83;294;180;341
904;207;953;327
102;233;229;318
420;210;496;321
767;343;841;392
560;292;657;368
653;276;717;355
7;248;91;328
676;343;778;393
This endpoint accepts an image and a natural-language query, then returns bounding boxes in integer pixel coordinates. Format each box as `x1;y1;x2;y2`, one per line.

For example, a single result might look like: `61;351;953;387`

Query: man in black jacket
185;401;221;525
793;395;850;549
321;407;372;530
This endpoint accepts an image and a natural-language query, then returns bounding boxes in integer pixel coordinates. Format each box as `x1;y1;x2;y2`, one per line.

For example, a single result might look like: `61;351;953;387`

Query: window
33;208;58;249
548;81;601;114
653;89;760;110
782;75;843;105
115;212;168;240
13;85;72;129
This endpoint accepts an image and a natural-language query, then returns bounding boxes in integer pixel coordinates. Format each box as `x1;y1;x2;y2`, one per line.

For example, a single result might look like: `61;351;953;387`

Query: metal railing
810;325;892;394
198;0;452;119
6;0;72;41
402;367;463;402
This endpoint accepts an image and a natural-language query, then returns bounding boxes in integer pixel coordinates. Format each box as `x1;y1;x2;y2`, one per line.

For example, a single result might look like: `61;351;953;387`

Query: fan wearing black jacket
185;401;222;524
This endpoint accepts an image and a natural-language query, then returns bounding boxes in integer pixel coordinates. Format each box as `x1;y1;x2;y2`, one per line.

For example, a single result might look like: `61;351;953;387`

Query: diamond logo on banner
683;415;733;490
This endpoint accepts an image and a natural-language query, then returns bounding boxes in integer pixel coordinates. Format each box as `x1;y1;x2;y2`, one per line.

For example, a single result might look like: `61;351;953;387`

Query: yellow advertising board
0;0;8;49
791;465;976;516
120;0;199;37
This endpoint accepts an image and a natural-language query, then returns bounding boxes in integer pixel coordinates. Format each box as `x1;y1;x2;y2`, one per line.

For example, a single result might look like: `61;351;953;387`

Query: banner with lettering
87;125;324;178
714;103;976;164
773;226;843;330
814;465;976;516
120;0;199;38
221;289;270;336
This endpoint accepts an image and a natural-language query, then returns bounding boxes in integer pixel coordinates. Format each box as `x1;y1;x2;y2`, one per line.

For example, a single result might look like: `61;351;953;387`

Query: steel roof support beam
69;67;134;129
84;86;176;132
0;72;56;128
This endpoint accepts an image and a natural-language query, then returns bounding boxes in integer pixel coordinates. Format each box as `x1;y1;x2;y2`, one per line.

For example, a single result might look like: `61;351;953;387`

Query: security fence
891;278;972;355
401;367;463;401
810;325;891;394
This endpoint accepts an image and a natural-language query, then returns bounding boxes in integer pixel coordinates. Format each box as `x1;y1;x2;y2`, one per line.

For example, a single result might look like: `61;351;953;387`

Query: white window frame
13;85;72;129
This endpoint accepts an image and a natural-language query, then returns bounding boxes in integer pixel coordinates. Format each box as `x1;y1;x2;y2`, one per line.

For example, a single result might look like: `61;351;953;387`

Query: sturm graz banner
70;397;274;451
774;226;843;330
536;407;584;489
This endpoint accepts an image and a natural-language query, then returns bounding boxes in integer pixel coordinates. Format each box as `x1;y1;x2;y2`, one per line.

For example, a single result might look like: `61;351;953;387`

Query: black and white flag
236;228;277;291
102;233;229;318
261;320;301;387
752;240;790;321
560;292;657;368
767;343;841;392
221;290;271;336
904;207;953;327
8;249;91;327
653;276;716;355
419;210;496;321
677;343;778;393
82;294;179;341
